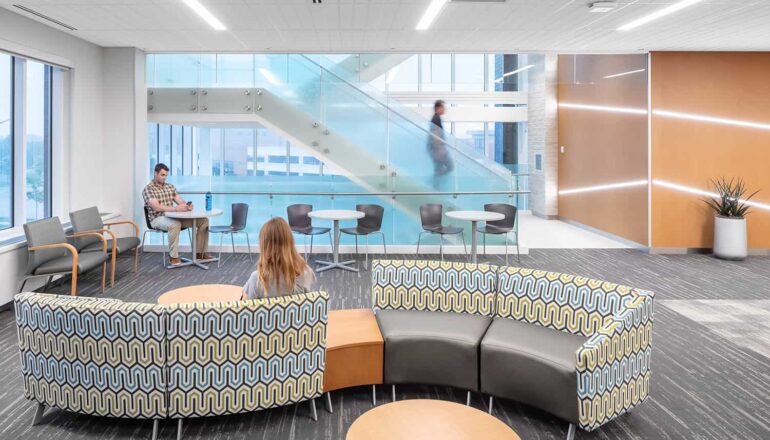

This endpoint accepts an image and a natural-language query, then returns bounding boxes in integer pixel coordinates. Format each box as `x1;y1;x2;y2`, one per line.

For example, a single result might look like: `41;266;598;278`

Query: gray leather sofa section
480;318;589;424
376;309;492;391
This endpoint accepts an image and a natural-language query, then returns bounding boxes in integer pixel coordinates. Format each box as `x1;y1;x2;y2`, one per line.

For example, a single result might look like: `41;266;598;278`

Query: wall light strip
416;0;448;30
495;64;536;82
559;102;648;115
559;180;648;196
182;0;227;31
603;68;646;79
653;180;770;211
617;0;704;31
654;109;770;131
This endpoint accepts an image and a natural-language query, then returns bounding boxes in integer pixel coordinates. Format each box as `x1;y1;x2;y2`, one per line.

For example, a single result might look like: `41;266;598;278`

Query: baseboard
557;218;649;250
142;244;530;256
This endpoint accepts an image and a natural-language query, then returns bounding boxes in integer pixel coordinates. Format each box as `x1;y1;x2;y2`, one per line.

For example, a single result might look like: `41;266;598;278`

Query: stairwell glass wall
145;53;532;247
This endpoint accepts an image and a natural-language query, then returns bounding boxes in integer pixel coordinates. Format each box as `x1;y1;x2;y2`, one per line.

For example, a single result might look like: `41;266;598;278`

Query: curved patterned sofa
371;259;653;439
14;290;328;439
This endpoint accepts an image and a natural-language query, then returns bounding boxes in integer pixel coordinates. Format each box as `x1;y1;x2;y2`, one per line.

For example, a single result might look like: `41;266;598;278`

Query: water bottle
205;191;212;212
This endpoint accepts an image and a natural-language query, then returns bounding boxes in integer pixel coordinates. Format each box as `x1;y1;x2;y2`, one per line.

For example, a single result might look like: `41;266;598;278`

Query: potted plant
704;177;758;260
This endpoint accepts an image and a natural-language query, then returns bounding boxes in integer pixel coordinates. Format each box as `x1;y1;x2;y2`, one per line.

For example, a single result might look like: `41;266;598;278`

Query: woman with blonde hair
242;217;315;299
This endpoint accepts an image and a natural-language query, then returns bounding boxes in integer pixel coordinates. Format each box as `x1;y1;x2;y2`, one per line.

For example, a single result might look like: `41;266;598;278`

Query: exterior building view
1;1;769;440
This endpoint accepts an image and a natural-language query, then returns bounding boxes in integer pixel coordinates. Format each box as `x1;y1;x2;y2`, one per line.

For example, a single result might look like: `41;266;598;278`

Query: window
421;54;451;92
24;61;52;221
0;54;11;230
454;54;485;92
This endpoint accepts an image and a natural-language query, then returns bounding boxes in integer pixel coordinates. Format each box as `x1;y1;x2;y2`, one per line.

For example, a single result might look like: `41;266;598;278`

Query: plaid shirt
142;181;177;223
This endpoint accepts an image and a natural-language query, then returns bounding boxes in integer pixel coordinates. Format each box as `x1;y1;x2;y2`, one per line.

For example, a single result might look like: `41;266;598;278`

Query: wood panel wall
557;54;649;246
650;52;770;249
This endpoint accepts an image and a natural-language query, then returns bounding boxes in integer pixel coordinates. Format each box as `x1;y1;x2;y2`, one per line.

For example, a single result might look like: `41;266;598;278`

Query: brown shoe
197;253;215;260
169;257;182;266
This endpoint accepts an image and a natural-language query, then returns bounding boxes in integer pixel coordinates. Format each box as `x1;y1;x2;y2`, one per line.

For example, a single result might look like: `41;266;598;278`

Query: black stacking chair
287;204;333;260
340;204;387;269
141;206;191;268
416;203;467;261
478;203;519;264
210;203;252;267
19;217;109;296
70;206;141;288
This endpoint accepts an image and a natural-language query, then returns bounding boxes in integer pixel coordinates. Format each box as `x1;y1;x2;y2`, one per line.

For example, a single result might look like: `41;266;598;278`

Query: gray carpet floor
1;249;770;439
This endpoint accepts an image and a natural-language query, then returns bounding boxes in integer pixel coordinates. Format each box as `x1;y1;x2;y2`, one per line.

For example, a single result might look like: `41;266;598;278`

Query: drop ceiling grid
1;0;770;51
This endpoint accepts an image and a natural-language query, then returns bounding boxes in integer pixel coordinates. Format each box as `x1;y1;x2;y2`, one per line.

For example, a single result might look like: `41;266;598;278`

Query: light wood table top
157;284;243;305
346;400;520;440
327;309;383;350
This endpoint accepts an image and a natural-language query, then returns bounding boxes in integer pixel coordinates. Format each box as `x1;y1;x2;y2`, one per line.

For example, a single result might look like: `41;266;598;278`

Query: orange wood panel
325;309;384;392
557;54;649;246
650;52;770;249
346;400;520;440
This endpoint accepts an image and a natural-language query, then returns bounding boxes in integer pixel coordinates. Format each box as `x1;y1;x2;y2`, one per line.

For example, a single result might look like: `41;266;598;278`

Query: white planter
713;216;747;260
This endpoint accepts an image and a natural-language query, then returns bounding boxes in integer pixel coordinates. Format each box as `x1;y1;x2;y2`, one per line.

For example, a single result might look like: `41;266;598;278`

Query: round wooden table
157;284;243;305
346;399;520;440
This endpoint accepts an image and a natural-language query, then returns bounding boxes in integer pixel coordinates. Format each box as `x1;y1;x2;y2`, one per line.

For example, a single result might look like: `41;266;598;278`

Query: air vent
13;4;77;31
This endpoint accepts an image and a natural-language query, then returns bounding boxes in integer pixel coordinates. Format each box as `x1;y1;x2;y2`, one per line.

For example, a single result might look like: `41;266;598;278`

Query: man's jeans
150;216;209;259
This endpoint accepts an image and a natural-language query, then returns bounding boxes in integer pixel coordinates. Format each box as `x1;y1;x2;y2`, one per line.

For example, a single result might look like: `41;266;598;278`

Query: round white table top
309;209;365;221
165;208;223;219
446;210;505;222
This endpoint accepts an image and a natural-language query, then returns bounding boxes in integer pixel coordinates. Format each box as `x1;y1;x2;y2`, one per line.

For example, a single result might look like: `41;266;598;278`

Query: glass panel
171;125;184;176
152;54;201;87
453;122;485;156
421;54;451;92
25;61;51;221
223;128;254;176
158;124;172;168
0;54;11;229
147;123;159;178
454;54;485;92
214;54;254;88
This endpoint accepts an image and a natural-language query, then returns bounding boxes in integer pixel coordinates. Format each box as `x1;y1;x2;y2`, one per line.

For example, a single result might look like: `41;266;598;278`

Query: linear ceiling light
182;0;226;31
495;64;535;82
559;180;648;196
653;180;770;211
617;0;704;31
654;109;770;131
559;102;648;115
416;0;448;30
603;68;646;79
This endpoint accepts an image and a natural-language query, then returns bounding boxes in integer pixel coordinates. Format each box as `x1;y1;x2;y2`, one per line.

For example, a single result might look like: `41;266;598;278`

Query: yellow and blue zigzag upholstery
371;259;498;316
496;267;654;431
165;291;328;418
14;292;168;419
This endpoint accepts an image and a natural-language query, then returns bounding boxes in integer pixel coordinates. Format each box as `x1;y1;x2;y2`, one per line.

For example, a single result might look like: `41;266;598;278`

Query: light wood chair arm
67;231;109;253
28;242;79;278
104;220;139;237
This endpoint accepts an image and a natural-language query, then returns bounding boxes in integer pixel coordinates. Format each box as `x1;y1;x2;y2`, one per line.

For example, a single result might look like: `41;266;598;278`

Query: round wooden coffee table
157;284;243;305
346;399;520;440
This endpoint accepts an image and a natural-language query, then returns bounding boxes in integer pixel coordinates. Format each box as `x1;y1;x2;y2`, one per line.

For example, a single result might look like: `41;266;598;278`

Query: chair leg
162;232;167;265
515;231;521;263
365;234;369;269
379;231;387;255
466;390;471;406
18;277;28;293
309;399;318;421
325;392;333;414
42;276;52;292
101;261;107;293
151;419;159;440
566;424;576;440
244;232;253;261
354;235;358;256
134;246;139;273
230;232;236;258
461;233;468;258
177;418;183;440
31;403;45;426
483;233;486;255
416;231;424;255
310;235;314;254
488;395;493;414
372;384;377;406
218;233;224;268
140;230;149;256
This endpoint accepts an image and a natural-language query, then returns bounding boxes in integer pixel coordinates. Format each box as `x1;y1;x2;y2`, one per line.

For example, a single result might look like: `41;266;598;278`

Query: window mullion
12;57;26;227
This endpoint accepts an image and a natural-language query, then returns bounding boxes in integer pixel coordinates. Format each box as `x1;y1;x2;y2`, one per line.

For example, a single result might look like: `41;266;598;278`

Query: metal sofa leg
488;396;493;414
31;403;45;426
325;392;333;414
466;390;471;406
177;419;183;440
309;398;318;421
372;384;377;406
566;424;576;440
151;420;159;440
392;384;396;402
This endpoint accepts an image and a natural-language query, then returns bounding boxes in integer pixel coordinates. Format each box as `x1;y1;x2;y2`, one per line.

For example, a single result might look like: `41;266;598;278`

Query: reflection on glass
25;61;51;222
0;54;11;229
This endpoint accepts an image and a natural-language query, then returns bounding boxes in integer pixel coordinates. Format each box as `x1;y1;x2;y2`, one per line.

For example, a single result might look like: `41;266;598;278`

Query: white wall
0;8;108;306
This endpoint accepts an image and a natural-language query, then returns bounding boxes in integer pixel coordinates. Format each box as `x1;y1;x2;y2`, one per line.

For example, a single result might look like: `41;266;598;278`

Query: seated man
142;163;212;266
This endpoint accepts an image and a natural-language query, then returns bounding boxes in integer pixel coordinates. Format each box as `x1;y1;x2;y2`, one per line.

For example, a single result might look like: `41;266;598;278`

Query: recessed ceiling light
416;0;448;31
181;0;227;31
617;0;704;31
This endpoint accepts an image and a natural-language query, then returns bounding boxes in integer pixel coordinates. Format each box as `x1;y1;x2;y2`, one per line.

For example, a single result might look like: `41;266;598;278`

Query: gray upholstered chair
416;203;467;261
209;203;252;267
70;206;141;287
477;203;519;264
287;204;333;259
20;217;109;296
340;204;387;268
